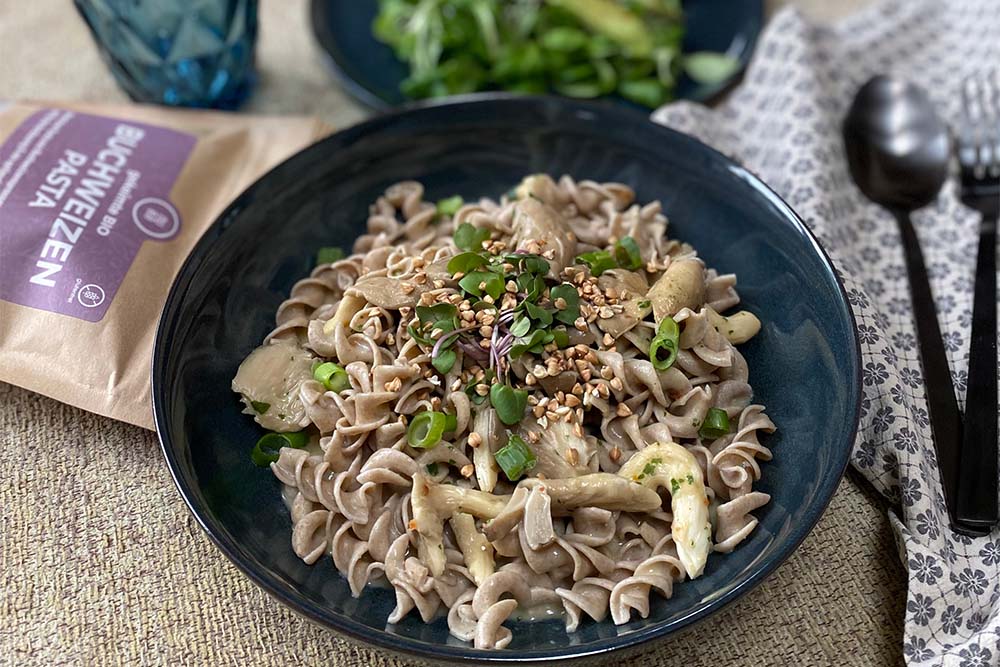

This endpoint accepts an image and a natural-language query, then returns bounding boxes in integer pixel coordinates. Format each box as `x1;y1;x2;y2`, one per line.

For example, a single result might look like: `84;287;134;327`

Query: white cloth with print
654;1;1000;664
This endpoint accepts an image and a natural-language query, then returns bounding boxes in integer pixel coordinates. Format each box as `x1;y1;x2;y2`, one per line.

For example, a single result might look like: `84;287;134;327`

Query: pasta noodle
231;174;776;647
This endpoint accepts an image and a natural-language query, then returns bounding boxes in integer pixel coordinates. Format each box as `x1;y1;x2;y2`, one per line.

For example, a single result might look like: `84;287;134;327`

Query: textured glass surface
74;0;257;109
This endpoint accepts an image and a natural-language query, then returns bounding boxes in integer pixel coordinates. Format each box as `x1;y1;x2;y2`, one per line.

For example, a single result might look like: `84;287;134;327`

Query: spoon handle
955;213;998;532
894;210;964;524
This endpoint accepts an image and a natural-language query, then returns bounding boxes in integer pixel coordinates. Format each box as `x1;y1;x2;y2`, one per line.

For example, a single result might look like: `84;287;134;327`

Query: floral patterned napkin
653;1;1000;664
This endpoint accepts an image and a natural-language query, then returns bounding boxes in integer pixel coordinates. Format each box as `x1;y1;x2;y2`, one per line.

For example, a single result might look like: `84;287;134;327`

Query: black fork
954;72;1000;534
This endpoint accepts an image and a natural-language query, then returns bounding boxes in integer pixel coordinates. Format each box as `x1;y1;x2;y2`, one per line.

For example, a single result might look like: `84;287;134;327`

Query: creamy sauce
510;599;566;622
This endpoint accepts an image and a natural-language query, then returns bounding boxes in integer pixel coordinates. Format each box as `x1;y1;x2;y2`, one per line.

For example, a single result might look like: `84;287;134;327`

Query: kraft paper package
0;100;331;429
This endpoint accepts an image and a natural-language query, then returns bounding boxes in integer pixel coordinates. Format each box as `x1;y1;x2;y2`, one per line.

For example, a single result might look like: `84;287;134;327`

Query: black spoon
843;76;966;528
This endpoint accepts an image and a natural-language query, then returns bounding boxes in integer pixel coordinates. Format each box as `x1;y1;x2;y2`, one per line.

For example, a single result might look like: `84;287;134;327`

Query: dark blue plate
153;96;860;664
310;0;764;110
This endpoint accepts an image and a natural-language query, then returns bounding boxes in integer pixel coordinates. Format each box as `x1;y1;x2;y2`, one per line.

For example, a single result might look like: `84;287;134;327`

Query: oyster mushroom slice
596;269;651;337
345;275;424;310
411;472;511;576
232;341;313;432
518;474;662;513
516;420;592;479
511;197;576;277
647;259;706;321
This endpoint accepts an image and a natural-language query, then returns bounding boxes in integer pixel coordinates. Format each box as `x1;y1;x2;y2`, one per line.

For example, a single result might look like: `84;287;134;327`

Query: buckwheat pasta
232;174;775;648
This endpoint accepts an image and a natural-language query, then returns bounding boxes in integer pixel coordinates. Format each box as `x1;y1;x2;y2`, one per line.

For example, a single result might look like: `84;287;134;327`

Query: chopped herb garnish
510;329;550;358
509;315;531;338
432;348;457;373
454;222;491;251
459;270;505;299
250;400;270;415
551;327;570;348
447;251;488;274
523;300;553;327
637;299;651;310
550;283;581;325
516;271;546;300
670;478;681;493
686;473;695;484
416;303;458;324
489;383;528;425
521;255;550;275
426;462;440;476
408;323;433;346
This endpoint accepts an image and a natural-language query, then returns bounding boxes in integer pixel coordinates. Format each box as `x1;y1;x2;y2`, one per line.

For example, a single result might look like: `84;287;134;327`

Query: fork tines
960;71;1000;185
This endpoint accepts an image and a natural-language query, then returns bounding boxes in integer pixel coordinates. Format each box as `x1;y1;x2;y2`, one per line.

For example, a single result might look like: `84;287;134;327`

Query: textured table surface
0;1;903;666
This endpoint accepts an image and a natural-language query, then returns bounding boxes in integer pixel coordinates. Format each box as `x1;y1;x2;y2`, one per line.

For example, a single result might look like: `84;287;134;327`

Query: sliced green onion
251;431;309;467
454;222;491;251
407;411;457;449
614;236;642;269
250;400;270;414
316;246;345;266
575;250;617;276
490;383;529;425
699;407;731;439
649;317;680;370
494;434;537;481
436;195;464;217
313;362;350;392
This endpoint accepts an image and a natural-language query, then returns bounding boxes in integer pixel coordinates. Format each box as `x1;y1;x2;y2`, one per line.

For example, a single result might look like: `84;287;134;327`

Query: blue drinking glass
74;0;258;110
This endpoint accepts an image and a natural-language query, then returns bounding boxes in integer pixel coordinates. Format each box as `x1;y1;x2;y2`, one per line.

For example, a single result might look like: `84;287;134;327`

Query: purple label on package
0;108;196;321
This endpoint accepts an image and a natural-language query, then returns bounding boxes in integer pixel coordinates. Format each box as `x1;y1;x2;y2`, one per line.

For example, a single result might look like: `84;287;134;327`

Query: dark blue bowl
153;96;860;664
310;0;764;110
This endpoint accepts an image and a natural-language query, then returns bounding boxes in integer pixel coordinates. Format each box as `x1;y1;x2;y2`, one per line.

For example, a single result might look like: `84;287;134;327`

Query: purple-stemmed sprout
431;324;479;360
456;338;490;363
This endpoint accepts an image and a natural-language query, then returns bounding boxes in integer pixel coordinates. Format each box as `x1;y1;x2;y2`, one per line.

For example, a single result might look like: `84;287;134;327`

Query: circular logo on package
132;197;180;240
77;283;106;308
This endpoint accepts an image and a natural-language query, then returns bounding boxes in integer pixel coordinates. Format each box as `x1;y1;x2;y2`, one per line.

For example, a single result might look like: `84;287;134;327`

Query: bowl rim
152;94;862;664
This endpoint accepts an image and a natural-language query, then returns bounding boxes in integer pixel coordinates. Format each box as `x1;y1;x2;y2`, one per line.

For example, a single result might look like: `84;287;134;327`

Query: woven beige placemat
0;380;904;666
